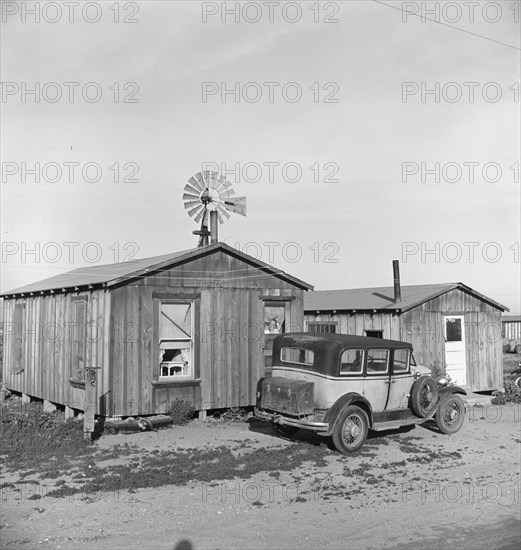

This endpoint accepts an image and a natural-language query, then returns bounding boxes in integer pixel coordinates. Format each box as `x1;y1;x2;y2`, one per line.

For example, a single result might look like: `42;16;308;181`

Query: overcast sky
1;0;520;312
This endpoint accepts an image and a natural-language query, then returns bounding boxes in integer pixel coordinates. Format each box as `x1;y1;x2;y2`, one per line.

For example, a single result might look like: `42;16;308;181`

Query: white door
444;316;467;386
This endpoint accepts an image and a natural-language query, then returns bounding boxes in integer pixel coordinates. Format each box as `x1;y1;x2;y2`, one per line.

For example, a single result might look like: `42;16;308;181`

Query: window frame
12;301;26;374
158;300;194;381
307;322;337;334
280;347;315;366
365;348;390;375
69;296;88;385
339;348;365;376
392;349;411;374
365;330;383;339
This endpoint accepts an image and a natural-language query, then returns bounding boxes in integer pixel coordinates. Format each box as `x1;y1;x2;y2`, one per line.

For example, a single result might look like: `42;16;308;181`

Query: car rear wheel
410;376;439;418
332;405;369;454
435;395;465;434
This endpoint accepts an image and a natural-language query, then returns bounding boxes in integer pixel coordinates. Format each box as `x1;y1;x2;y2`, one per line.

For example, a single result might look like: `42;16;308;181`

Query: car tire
410;376;439;418
332;405;369;454
435;395;465;434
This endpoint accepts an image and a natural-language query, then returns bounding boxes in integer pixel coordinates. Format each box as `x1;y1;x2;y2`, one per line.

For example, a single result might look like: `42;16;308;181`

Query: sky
1;0;520;313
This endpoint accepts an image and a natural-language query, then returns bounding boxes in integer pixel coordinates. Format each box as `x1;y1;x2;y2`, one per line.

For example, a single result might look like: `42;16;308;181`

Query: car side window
366;349;389;374
340;349;365;375
393;349;410;373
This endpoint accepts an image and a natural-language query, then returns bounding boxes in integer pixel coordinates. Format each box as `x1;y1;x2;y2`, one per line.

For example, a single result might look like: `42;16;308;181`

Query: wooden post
21;393;31;404
43;400;56;413
199;409;207;422
84;367;98;440
65;406;74;419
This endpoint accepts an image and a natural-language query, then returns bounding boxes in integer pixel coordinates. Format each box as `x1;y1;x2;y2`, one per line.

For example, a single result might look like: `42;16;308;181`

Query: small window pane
394;349;410;372
446;318;462;342
281;347;314;365
160;303;191;339
340;349;364;375
367;349;389;374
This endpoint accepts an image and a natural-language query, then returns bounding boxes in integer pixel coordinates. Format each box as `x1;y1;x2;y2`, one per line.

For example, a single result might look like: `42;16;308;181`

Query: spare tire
410;376;439;418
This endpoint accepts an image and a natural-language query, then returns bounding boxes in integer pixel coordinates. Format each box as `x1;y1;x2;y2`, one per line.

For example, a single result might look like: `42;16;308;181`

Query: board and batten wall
108;250;305;416
2;289;111;411
304;288;503;391
2;250;307;416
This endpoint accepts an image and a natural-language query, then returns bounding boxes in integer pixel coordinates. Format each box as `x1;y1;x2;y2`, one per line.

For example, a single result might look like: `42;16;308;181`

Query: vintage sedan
255;333;467;453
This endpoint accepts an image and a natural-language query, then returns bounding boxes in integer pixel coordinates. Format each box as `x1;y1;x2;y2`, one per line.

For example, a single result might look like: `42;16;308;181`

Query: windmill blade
216;178;234;195
217;204;230;223
182;192;201;201
188;204;204;218
188;173;205;192
223;196;247;216
205;171;219;189
194;206;208;223
184;182;202;196
184;199;202;210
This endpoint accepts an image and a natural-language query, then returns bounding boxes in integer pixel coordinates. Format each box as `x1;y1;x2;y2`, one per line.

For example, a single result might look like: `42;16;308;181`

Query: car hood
412;363;431;376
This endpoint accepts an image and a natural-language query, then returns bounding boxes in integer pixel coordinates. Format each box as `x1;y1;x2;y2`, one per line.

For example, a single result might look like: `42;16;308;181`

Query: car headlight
436;376;448;387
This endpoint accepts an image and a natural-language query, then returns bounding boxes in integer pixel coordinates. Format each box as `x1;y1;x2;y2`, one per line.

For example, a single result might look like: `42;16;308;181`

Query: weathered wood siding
304;311;401;340
2;250;307;416
2;290;111;412
400;289;503;391
106;250;306;415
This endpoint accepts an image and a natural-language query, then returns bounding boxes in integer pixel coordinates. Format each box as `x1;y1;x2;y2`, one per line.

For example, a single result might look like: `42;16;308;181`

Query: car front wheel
332;405;369;454
435;395;465;434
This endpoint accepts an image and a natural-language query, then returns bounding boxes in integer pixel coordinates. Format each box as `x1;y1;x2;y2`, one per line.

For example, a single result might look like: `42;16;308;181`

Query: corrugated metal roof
304;283;508;313
2;243;313;296
502;315;521;322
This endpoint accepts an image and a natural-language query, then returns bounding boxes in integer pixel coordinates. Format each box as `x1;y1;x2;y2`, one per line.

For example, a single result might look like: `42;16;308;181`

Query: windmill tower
183;171;246;247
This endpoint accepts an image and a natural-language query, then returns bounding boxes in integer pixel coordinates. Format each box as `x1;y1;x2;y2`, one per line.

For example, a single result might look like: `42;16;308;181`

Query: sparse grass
492;379;521;405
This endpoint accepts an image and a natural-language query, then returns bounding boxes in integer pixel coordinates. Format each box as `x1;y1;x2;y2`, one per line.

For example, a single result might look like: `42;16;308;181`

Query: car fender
439;386;467;399
324;392;374;429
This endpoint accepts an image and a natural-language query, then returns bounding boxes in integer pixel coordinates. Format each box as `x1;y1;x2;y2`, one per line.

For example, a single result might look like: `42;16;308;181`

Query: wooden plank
125;286;139;416
111;287;125;416
141;288;153;415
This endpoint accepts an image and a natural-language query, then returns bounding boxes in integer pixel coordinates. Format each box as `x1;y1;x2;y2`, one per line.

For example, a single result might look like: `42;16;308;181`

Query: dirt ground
1;398;520;550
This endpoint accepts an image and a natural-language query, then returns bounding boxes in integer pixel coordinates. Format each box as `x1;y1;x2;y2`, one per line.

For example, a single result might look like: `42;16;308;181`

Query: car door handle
385;380;396;384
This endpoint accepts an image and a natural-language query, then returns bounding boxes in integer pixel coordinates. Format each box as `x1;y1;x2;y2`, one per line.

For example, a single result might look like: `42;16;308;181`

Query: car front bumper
254;408;331;434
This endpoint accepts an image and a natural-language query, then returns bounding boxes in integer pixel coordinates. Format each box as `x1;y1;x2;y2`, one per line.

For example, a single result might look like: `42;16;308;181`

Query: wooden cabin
1;243;313;422
304;282;508;391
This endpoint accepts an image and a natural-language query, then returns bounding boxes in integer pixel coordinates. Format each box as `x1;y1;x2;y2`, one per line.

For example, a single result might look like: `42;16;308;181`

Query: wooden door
444;316;467;386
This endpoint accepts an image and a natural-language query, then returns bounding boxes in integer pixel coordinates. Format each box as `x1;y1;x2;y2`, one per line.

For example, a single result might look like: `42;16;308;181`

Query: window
393;349;410;373
264;305;286;334
365;330;383;339
340;349;364;375
366;349;389;374
445;318;462;342
71;299;87;382
159;302;193;379
281;347;314;366
308;322;337;334
12;302;25;374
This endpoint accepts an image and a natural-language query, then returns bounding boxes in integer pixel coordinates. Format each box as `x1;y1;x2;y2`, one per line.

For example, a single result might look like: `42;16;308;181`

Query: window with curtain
159;302;193;379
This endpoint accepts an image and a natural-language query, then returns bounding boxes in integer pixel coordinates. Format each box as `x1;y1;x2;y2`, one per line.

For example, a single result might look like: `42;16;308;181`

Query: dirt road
1;402;520;550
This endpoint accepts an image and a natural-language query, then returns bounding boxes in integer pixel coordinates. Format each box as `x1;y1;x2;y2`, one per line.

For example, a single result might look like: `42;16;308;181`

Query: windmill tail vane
183;170;247;247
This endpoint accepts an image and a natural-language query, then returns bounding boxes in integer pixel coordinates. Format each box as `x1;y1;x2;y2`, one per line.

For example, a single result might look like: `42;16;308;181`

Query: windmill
183;171;247;247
